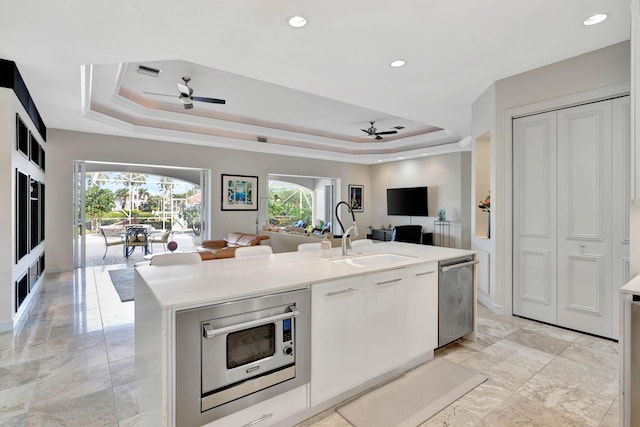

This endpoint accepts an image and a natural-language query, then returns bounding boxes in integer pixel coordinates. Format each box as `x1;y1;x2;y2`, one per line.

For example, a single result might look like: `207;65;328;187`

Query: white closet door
612;96;631;339
556;100;612;337
513;112;558;324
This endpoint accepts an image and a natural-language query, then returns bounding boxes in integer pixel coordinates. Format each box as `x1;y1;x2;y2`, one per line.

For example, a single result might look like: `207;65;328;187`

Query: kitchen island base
134;242;476;426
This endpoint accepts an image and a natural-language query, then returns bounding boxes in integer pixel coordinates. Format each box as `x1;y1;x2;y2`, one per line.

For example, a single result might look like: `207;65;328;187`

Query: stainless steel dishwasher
438;256;478;347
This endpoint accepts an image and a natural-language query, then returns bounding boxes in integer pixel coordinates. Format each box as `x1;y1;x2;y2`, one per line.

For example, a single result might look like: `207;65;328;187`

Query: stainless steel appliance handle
325;287;358;297
415;270;436;276
440;260;479;272
242;413;273;427
203;306;299;339
376;278;402;286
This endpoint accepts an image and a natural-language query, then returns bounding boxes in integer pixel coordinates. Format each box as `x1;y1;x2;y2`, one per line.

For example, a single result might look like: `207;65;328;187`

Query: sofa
197;232;270;260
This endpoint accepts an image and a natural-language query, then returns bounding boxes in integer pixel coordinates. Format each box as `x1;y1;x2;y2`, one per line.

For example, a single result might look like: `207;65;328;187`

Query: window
268;181;313;228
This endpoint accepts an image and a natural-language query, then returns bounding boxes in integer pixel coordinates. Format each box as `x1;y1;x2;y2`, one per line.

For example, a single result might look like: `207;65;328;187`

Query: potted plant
478;194;491;238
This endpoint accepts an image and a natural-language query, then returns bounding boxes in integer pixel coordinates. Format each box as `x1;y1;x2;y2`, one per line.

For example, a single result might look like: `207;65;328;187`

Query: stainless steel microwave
175;288;311;426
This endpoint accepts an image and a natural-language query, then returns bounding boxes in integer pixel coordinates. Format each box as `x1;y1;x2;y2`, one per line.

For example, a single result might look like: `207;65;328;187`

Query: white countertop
621;274;640;296
135;241;474;310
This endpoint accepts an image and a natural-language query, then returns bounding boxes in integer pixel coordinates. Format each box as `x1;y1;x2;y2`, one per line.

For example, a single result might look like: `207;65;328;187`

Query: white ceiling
0;0;631;164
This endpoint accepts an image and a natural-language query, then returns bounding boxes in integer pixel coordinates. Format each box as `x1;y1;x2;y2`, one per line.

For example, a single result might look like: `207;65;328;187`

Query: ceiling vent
393;126;405;130
257;136;268;143
136;65;162;77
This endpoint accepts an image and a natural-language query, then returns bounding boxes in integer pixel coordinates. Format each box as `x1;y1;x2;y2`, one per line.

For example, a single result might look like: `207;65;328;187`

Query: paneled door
513;111;558;325
513;96;629;339
556;100;612;337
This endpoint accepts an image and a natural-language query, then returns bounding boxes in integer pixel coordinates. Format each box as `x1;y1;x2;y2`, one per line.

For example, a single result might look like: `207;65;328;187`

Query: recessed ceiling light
390;59;406;68
377;160;383;163
397;156;404;160
583;13;608;26
288;15;307;28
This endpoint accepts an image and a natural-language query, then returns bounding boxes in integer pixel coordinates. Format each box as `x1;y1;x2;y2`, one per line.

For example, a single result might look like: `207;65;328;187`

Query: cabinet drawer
205;385;307;427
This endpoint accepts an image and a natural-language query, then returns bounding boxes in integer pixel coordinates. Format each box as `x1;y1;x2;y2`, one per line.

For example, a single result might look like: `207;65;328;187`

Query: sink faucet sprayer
335;201;359;256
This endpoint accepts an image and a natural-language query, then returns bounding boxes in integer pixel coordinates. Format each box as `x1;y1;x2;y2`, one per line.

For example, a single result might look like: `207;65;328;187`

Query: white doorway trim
72;160;211;268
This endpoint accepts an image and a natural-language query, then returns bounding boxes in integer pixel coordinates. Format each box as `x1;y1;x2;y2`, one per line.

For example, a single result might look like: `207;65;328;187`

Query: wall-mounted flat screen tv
386;187;429;216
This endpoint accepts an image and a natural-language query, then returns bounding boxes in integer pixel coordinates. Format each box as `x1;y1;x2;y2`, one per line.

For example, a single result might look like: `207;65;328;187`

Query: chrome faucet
335;201;359;256
342;225;355;256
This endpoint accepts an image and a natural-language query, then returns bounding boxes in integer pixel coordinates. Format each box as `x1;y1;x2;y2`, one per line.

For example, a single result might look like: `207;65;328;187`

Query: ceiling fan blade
192;96;226;105
375;130;398;136
375;135;383;140
361;129;372;134
183;102;194;110
177;83;190;96
143;91;175;98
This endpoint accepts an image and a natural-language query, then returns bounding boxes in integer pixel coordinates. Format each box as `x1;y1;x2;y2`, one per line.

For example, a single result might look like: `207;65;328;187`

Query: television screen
386;187;429;216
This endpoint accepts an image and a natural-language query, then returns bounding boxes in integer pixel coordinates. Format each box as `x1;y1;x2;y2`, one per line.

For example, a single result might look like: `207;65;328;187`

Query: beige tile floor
0;266;619;426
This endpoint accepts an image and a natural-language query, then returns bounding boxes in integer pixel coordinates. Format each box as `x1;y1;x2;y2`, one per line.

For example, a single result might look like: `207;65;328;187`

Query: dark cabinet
422;232;433;245
370;229;393;241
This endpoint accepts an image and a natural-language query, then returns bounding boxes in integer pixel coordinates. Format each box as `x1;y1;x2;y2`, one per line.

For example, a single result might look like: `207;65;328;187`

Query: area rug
337;358;487;427
108;268;134;302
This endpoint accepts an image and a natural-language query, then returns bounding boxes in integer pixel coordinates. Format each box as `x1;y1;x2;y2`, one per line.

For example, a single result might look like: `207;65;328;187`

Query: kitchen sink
331;253;416;267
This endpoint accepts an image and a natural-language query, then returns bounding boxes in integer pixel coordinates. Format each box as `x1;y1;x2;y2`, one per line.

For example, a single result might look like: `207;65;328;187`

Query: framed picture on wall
221;174;259;211
348;184;364;212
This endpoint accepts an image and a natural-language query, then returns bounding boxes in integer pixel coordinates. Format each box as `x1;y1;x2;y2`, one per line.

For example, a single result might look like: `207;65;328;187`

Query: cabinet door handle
326;287;358;297
415;271;436;277
242;413;273;427
376;278;402;286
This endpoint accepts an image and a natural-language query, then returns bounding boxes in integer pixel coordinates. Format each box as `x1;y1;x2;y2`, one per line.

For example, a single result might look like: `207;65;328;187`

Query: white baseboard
9;275;44;331
477;292;505;315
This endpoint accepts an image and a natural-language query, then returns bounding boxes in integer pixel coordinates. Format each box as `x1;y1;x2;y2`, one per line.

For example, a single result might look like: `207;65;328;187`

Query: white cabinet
310;265;441;405
405;262;438;360
205;385;307;427
310;276;365;405
363;269;406;379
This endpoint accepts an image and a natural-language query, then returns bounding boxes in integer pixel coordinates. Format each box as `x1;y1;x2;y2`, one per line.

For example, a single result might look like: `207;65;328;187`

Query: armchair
149;230;171;252
124;227;149;258
99;228;123;259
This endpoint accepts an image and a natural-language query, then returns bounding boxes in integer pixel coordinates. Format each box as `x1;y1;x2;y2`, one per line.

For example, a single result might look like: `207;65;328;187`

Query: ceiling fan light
178;94;191;104
390;59;406;68
583;13;608;26
288;15;307;28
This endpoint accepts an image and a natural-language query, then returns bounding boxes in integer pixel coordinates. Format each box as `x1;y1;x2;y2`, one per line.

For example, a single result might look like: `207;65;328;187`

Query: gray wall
369;152;472;248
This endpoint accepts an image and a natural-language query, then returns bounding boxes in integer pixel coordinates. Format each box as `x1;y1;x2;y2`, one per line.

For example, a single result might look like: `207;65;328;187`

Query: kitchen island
135;241;476;427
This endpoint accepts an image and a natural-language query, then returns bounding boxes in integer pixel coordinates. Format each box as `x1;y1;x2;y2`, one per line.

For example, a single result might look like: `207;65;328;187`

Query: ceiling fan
144;76;226;110
361;121;398;140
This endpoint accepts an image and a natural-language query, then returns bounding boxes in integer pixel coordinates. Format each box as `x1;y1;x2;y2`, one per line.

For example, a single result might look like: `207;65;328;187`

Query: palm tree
88;172;110;187
157;177;174;228
137;187;151;210
115;173;147;212
114;187;129;210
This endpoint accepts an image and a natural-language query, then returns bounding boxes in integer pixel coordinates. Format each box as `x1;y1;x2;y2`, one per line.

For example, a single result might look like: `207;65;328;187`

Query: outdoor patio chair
100;228;124;259
149;230;171;252
124;227;149;258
